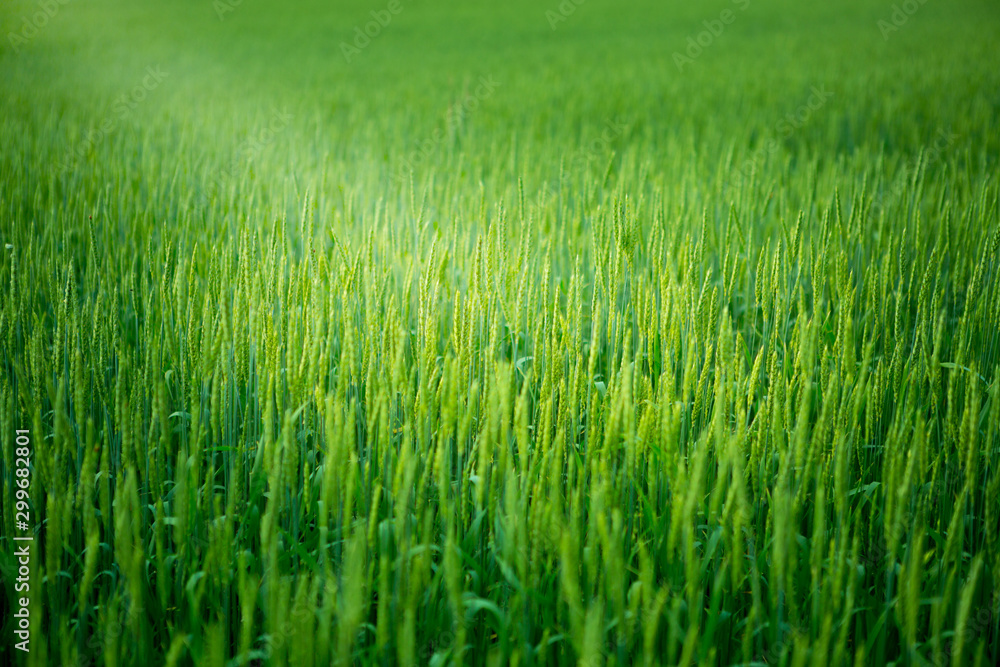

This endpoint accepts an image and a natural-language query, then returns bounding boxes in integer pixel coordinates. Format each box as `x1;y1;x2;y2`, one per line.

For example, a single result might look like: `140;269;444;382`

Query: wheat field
1;0;999;665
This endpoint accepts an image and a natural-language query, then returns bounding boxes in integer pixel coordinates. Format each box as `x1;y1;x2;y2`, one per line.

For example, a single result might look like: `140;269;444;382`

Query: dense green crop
1;0;999;665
